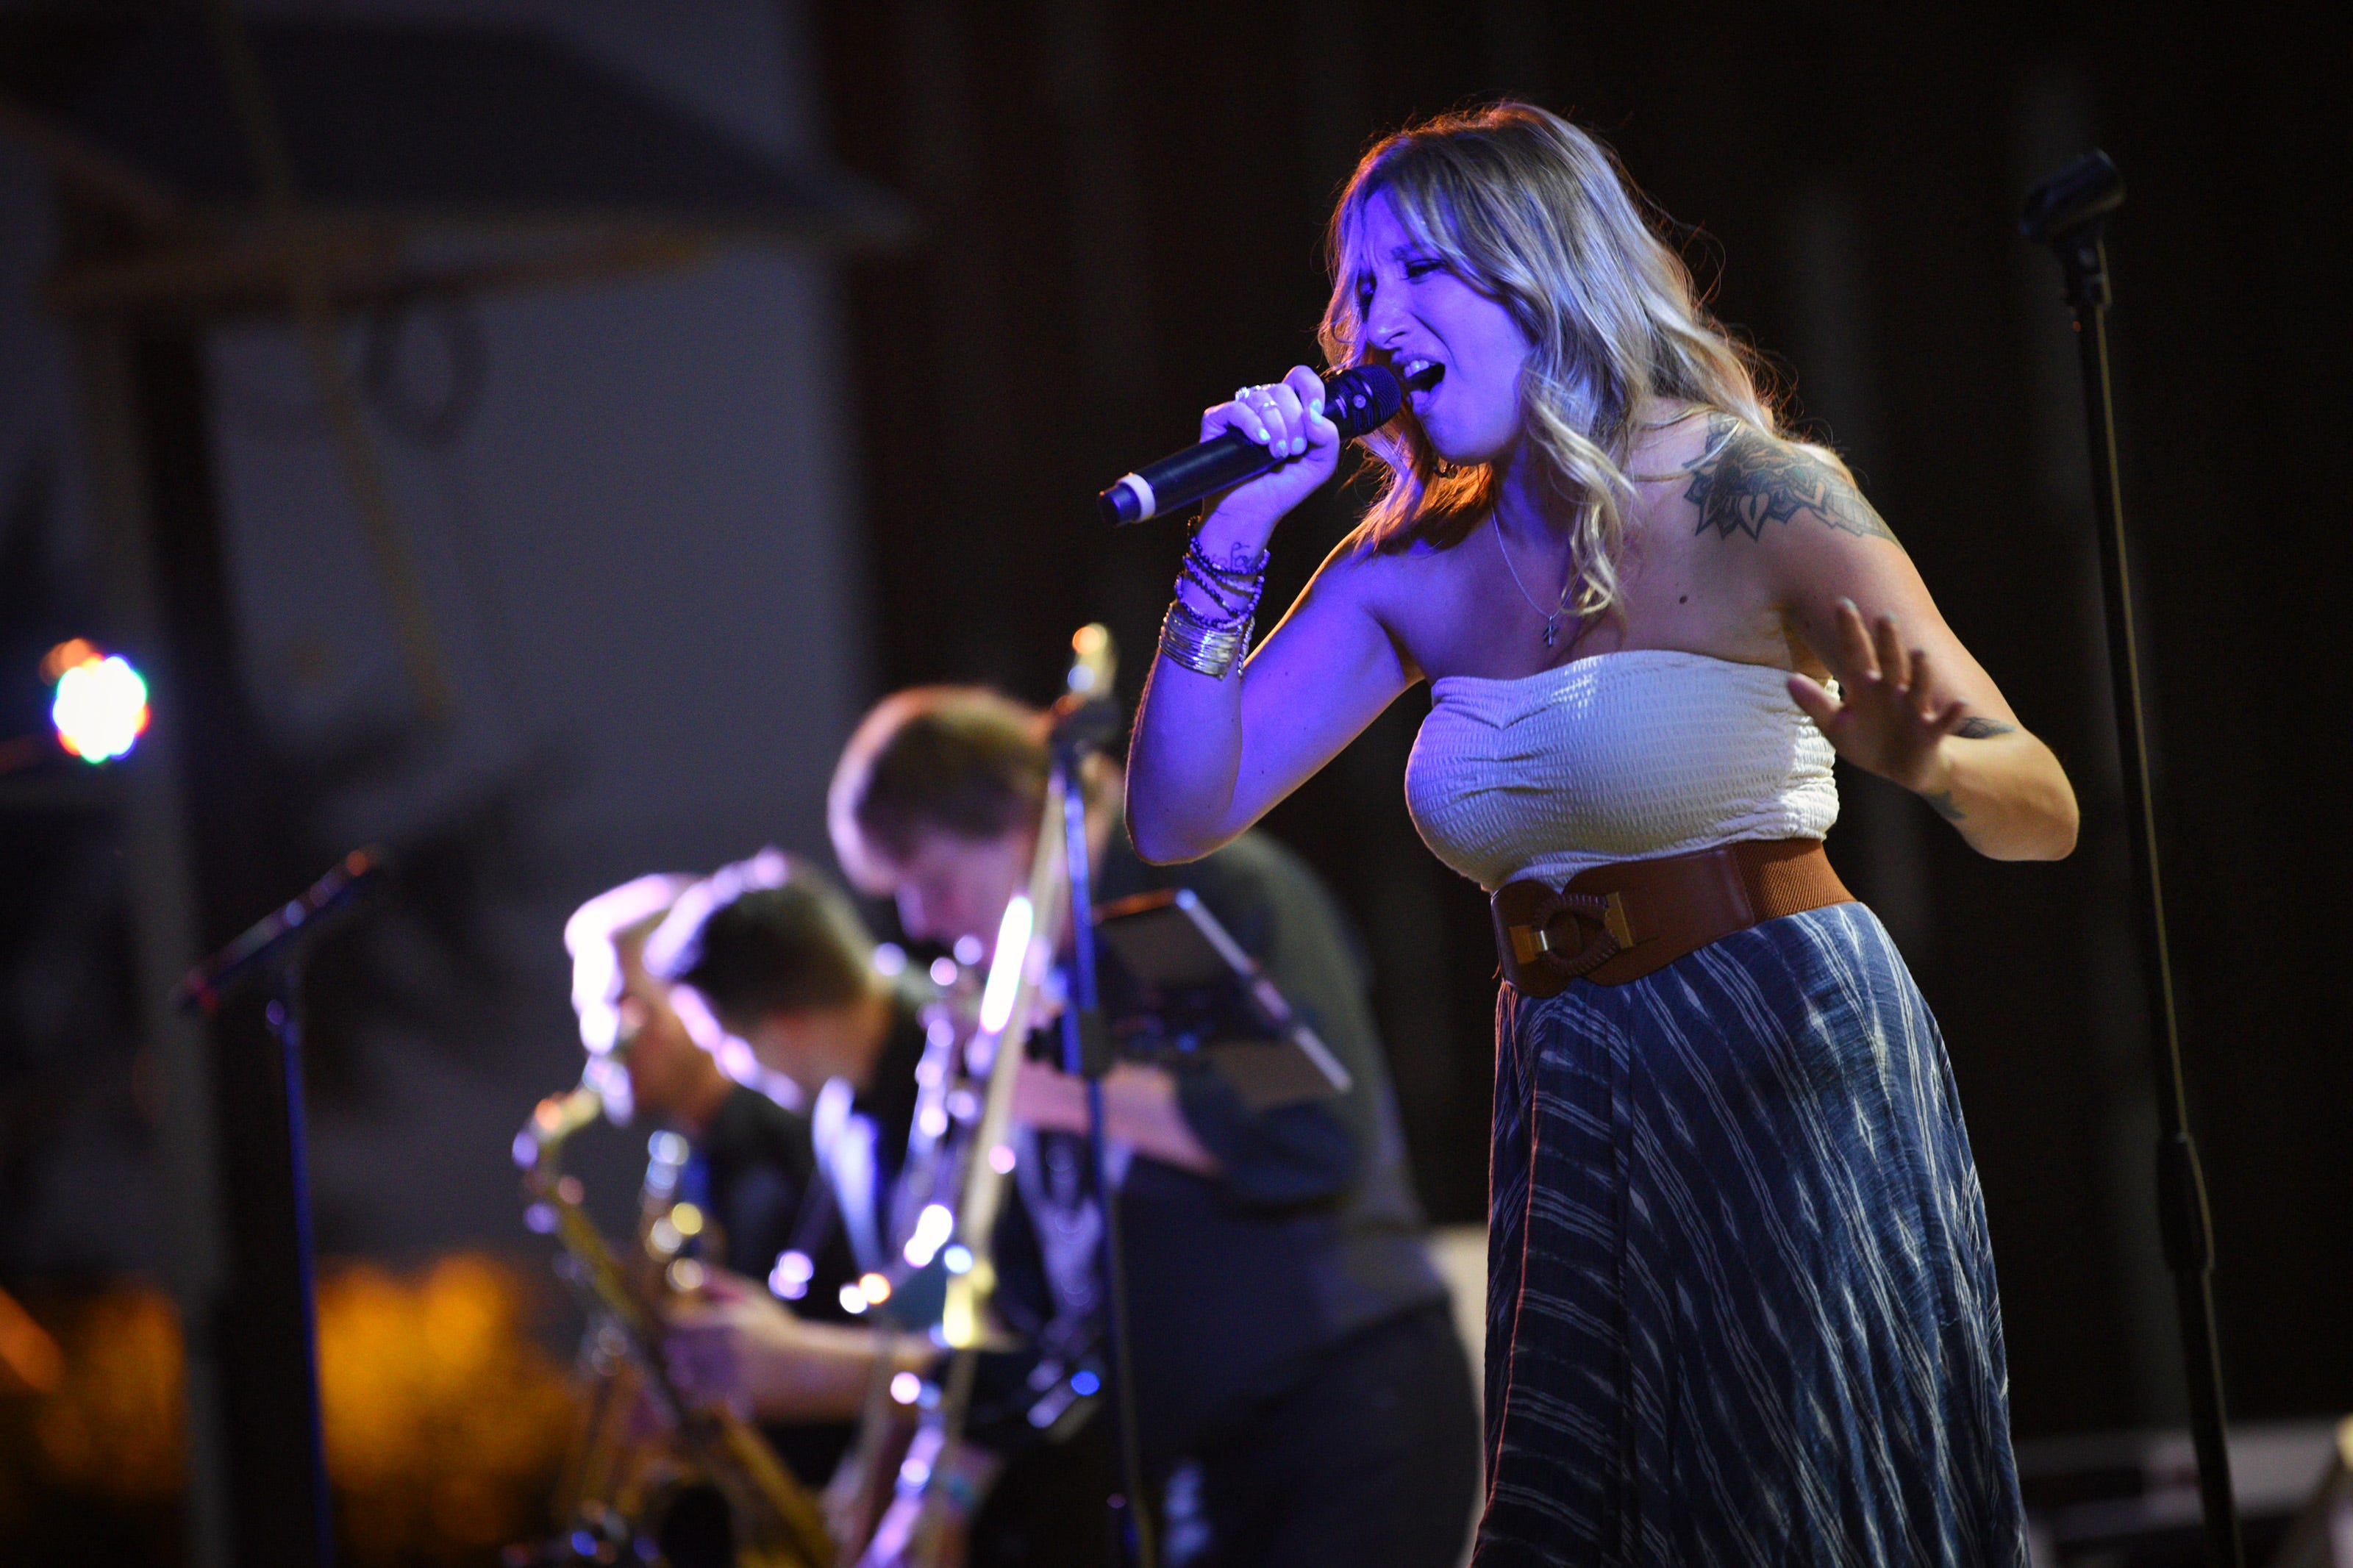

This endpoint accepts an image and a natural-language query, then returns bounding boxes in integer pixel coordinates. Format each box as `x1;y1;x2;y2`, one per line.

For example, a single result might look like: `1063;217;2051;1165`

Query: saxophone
520;1081;838;1567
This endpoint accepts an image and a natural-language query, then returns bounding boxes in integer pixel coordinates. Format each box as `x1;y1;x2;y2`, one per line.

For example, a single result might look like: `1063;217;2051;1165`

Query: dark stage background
0;8;2346;1550
810;1;2349;1440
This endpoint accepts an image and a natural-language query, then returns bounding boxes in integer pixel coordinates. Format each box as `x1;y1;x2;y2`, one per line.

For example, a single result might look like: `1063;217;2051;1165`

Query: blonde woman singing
1127;103;2075;1566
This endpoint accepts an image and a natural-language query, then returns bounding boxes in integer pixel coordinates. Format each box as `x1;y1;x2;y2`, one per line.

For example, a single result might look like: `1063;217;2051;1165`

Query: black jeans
976;1302;1480;1567
1165;1302;1481;1568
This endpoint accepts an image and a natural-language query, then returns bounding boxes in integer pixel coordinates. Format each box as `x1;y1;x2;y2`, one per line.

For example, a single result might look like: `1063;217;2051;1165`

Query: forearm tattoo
1952;716;2016;740
1682;415;1899;545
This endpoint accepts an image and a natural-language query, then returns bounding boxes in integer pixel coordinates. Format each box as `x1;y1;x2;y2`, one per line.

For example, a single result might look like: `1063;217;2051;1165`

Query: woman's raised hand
1788;598;1969;799
1196;365;1343;550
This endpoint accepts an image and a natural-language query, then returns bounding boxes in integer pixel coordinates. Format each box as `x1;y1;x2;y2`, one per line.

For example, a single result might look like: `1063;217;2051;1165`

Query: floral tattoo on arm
1682;416;1899;545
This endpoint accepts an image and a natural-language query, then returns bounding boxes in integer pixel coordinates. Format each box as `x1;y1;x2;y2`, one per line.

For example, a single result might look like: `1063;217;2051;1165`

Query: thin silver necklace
1491;512;1575;648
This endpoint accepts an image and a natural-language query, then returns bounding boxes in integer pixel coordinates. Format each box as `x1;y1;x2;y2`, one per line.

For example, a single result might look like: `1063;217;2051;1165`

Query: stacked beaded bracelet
1160;535;1269;679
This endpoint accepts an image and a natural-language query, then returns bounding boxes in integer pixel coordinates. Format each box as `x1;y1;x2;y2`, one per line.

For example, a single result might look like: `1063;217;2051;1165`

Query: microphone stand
2021;153;2243;1568
1049;684;1157;1568
170;846;389;1568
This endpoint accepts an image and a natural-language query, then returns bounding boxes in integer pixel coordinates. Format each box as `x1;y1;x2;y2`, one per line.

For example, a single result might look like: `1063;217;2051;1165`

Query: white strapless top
1404;650;1839;892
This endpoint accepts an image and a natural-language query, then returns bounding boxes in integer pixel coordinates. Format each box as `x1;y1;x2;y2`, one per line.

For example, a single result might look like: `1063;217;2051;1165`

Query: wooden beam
46;215;725;318
0;94;185;235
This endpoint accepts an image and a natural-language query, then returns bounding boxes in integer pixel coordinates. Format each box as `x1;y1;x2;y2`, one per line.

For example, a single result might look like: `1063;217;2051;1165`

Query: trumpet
833;625;1117;1567
518;1079;837;1567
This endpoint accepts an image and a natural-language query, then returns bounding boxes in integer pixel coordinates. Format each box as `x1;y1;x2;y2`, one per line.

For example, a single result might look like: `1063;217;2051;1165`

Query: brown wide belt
1492;838;1853;995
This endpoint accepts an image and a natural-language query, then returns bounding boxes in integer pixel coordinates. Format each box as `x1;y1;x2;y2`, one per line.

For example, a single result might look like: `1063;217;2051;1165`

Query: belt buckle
1509;890;1635;970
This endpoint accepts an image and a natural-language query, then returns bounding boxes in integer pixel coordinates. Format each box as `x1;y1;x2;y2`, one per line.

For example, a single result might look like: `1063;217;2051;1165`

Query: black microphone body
1099;362;1432;527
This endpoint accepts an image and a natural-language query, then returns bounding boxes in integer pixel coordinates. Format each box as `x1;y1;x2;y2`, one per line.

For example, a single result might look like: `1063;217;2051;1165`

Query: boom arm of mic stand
172;846;389;1014
2021;151;2243;1568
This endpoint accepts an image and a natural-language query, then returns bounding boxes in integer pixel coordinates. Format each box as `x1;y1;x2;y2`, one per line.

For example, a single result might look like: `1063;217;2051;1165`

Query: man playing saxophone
563;870;929;1491
649;688;1483;1567
638;853;1031;1567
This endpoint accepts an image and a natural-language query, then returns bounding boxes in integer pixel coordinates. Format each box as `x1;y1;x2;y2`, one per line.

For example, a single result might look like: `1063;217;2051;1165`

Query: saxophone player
563;870;926;1489
639;855;1016;1566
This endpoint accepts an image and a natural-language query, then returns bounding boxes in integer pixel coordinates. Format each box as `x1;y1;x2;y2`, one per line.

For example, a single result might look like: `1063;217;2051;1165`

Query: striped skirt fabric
1477;902;2029;1567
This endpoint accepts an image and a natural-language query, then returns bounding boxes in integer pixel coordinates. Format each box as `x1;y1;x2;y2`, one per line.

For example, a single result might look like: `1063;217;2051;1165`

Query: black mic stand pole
2021;152;2243;1568
1050;681;1157;1568
169;846;389;1568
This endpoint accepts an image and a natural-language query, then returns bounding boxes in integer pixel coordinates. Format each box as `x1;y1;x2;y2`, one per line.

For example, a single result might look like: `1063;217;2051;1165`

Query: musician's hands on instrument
1012;1059;1221;1176
664;1269;932;1424
1197;365;1344;551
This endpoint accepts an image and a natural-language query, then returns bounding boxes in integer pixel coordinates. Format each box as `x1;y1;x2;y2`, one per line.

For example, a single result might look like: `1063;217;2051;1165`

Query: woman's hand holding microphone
1193;365;1344;561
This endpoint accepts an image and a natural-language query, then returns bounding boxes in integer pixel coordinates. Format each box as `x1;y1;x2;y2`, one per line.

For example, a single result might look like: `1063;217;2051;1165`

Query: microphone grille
1323;363;1405;438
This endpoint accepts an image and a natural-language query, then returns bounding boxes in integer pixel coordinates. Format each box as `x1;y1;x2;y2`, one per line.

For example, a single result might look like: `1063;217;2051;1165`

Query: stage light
769;1250;813;1300
46;642;149;763
902;1203;954;1269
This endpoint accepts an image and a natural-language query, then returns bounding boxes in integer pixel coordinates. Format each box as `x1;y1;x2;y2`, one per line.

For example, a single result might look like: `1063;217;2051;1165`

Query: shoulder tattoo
1682;415;1899;545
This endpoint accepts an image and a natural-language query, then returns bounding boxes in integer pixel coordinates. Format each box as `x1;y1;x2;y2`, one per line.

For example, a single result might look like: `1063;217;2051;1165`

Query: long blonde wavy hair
1321;103;1786;617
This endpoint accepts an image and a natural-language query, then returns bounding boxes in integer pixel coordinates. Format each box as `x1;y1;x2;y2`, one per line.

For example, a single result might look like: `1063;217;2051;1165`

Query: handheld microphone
1099;360;1440;527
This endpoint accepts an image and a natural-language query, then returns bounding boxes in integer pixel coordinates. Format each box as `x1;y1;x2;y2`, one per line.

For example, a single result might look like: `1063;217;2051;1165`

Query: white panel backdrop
0;0;877;1263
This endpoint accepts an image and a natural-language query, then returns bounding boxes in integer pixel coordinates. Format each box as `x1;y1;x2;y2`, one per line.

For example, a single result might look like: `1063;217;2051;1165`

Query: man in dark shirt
826;687;1481;1568
563;869;921;1486
644;853;1036;1565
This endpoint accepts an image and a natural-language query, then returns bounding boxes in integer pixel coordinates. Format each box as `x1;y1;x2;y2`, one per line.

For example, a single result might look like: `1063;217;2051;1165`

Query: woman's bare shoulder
1654;413;1899;551
1308;518;1459;601
1284;521;1465;686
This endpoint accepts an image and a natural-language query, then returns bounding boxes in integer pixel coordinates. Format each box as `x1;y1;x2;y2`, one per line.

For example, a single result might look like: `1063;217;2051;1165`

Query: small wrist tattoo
1952;716;2016;740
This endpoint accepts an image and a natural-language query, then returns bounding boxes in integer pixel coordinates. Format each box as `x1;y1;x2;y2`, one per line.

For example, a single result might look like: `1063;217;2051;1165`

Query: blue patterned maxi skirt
1477;903;2029;1567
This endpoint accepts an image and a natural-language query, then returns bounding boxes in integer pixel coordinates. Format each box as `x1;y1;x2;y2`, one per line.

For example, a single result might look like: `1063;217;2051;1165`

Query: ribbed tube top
1404;650;1839;892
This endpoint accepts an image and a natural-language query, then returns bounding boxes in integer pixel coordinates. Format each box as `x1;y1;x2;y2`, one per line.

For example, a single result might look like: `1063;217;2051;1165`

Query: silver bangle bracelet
1160;599;1252;679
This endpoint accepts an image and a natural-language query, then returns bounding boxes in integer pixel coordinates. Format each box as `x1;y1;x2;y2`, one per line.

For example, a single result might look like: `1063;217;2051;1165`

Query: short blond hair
563;873;693;1053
